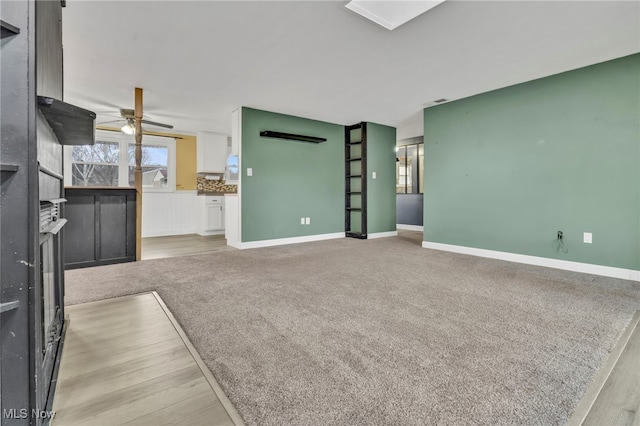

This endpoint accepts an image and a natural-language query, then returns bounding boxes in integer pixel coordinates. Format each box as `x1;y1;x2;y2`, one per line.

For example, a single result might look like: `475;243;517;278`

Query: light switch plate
301;218;305;225
584;232;592;244
247;168;253;176
305;217;310;225
372;171;377;179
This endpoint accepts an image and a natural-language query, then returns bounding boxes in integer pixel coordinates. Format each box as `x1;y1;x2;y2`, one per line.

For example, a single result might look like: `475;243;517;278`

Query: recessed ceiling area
345;0;446;30
61;1;640;139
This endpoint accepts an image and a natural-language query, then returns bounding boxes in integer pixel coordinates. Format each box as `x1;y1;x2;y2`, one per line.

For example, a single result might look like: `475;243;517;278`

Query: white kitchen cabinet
197;131;228;172
197;195;224;236
207;203;224;231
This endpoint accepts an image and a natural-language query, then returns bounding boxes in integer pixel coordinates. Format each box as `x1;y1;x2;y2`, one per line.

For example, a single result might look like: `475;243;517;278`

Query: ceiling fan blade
141;119;173;129
97;119;126;125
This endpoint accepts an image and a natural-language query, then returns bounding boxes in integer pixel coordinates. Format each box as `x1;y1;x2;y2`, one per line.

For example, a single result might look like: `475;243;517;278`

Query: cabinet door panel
207;204;224;230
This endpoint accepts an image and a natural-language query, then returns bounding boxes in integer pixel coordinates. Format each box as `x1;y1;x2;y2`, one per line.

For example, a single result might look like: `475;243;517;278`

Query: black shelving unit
345;122;367;239
1;1;76;424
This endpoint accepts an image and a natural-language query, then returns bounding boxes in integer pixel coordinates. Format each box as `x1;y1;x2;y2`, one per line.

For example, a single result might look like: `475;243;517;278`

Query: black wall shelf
260;130;326;144
37;96;96;146
0;20;20;38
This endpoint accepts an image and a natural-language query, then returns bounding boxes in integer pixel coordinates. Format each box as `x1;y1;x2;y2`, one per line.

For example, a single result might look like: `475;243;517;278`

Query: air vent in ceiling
423;98;450;108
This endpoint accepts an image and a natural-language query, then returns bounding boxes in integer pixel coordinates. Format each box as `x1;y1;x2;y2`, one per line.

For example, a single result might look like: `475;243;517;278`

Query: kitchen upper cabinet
197;131;228;172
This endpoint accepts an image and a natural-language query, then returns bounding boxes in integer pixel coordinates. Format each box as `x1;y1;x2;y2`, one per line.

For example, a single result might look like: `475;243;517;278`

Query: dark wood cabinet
64;188;137;269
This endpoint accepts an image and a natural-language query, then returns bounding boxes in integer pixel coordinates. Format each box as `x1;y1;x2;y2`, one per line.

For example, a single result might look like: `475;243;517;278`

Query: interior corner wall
423;53;640;271
366;122;397;234
240;107;344;242
175;135;197;191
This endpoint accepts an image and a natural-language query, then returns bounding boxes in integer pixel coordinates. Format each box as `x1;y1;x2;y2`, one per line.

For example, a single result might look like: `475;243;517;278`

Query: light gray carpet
64;232;640;425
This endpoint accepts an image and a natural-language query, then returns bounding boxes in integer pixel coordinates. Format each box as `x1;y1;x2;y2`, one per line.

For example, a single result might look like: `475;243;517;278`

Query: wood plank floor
569;310;640;426
52;292;244;426
141;234;233;260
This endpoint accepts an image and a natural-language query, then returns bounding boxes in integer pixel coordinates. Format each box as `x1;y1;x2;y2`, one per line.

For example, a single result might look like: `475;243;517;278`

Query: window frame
396;142;423;194
64;130;176;193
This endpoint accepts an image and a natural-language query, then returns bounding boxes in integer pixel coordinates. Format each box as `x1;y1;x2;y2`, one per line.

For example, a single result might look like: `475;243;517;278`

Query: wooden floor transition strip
568;310;640;426
52;292;244;426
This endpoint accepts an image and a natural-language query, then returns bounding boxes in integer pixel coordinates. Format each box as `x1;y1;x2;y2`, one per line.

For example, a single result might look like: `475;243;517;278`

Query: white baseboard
239;232;345;250
397;224;423;232
142;229;198;238
422;241;640;282
226;240;243;249
368;231;398;239
197;230;225;237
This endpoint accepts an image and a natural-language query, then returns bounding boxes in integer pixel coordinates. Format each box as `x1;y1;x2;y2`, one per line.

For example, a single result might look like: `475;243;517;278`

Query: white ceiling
62;1;640;139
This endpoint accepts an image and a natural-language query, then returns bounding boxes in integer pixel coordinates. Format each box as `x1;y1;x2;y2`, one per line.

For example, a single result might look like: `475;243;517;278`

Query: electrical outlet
557;231;563;240
247;168;253;176
301;217;305;225
584;232;592;244
305;217;310;225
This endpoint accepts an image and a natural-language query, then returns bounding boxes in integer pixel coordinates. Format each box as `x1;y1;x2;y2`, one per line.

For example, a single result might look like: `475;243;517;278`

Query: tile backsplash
197;176;237;193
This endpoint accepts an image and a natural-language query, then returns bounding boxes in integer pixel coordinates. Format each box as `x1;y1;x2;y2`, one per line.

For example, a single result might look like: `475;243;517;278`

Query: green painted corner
366;122;397;234
423;53;640;271
240;107;344;242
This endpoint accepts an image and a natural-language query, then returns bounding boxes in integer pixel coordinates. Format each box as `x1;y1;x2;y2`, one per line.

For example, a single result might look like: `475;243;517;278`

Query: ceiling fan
98;108;173;134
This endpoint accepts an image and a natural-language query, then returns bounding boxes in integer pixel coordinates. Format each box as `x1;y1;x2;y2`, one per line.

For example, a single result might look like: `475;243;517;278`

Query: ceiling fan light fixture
121;119;135;135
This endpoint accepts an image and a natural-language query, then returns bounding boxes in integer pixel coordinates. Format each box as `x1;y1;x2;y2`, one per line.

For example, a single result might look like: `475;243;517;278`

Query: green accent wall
366;122;397;234
423;54;640;271
241;107;345;242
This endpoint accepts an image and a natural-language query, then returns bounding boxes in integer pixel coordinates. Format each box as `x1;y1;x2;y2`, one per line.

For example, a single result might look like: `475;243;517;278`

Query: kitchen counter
197;191;235;196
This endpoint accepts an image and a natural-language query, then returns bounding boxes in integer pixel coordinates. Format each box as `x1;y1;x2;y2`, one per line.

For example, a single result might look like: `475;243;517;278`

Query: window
396;142;423;194
127;144;169;188
65;131;176;192
71;141;120;186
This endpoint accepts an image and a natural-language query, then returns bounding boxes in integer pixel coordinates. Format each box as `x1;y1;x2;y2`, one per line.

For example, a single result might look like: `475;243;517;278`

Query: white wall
142;191;200;238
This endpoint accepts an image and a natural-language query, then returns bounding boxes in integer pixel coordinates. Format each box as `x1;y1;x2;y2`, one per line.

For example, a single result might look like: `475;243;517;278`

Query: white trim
143;229;196;238
227;240;243;250
422;241;640;282
196;230;225;237
234;108;242;246
368;231;398;239
239;232;345;250
397;224;423;232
